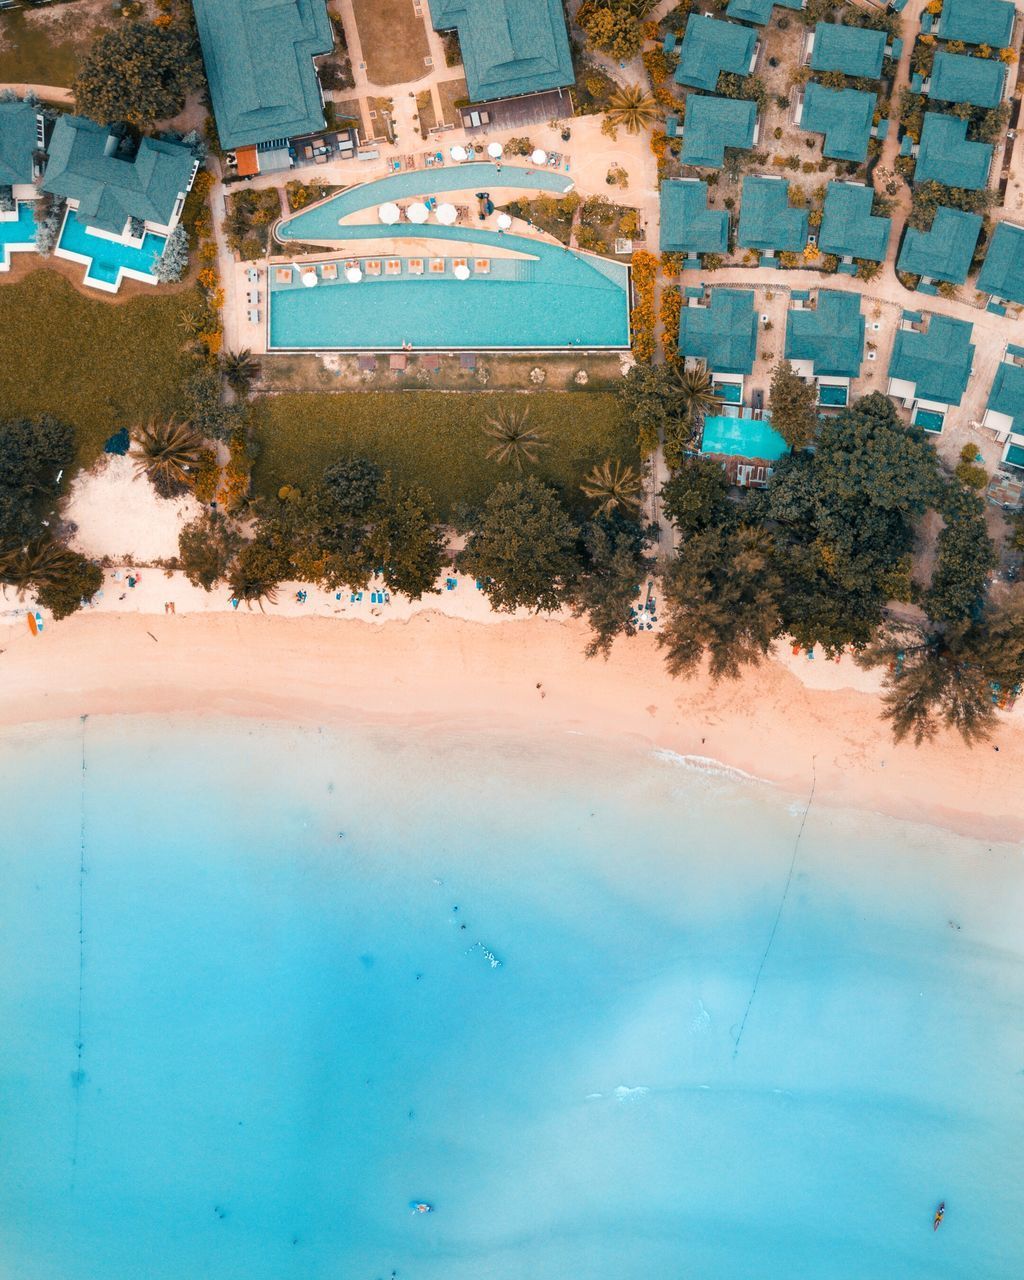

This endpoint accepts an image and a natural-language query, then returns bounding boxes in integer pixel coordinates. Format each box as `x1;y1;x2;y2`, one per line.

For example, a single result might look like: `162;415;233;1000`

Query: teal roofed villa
888;313;975;412
725;0;802;27
784;289;865;381
659;180;729;258
429;0;574;103
808;23;886;79
934;0;1014;47
982;358;1024;453
678;287;758;375
818;182;891;263
192;0;334;151
680;96;757;169
798;83;875;163
897;206;982;285
913;113;992;190
737;176;808;253
0;99;42;197
977;221;1024;306
675;16;757;92
925;51;1005;108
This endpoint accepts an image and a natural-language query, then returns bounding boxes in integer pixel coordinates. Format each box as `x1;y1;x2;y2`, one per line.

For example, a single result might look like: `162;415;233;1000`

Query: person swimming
933;1202;945;1230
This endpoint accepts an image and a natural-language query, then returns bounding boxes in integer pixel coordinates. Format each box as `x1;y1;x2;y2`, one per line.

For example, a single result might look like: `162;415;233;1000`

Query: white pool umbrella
301;269;318;287
345;265;363;283
531;148;547;165
378;201;400;224
435;202;458;225
407;201;429;223
487;142;503;159
450;144;468;161
453;263;470;280
496;212;512;230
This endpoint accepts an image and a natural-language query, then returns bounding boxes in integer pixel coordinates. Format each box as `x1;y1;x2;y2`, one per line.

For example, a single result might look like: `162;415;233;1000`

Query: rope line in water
732;757;817;1060
71;714;88;1189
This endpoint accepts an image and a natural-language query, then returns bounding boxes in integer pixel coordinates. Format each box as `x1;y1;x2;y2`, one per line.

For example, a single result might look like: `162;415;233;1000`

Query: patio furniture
408;258;424;275
246;267;259;284
385;258;402;275
429;258;446;273
320;262;338;280
247;309;260;324
452;257;468;272
275;266;293;283
390;354;407;370
246;290;260;305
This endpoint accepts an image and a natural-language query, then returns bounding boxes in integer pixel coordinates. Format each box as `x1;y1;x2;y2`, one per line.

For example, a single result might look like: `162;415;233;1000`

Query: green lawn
0;8;91;87
0;270;199;474
251;391;636;516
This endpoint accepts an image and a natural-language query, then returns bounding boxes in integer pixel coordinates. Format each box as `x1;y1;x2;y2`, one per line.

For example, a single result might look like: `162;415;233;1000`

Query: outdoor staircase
512;260;536;282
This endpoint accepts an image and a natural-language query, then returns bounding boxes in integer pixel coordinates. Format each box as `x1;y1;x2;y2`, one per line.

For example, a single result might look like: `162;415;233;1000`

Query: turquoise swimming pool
56;213;166;289
818;383;849;407
713;381;743;404
0;200;37;268
913;406;945;433
700;413;790;461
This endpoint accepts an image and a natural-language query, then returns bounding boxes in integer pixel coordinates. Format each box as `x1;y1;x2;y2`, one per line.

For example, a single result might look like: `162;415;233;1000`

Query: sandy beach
1;607;1021;843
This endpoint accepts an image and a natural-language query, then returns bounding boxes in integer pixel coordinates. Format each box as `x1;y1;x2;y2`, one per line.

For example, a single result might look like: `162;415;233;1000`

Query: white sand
65;455;203;563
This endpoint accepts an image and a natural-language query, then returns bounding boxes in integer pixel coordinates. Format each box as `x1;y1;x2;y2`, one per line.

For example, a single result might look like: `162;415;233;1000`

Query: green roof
675;16;757;92
0;100;38;188
897;205;982;283
987;360;1024;432
928;50;1005;107
819;181;891;261
701;413;789;461
192;0;333;150
659;179;729;254
914;113;992;189
430;0;573;103
800;82;875;162
737;176;808;251
725;0;802;26
977;221;1024;304
40;115;196;235
784;289;865;377
678;287;758;374
888;314;975;405
937;0;1014;46
680;95;757;169
810;23;886;79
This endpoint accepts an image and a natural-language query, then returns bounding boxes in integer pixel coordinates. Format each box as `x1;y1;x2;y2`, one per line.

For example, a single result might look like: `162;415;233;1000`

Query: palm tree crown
580;458;644;517
132;420;204;496
482;405;549;472
222;348;260;394
606;85;659;135
672;362;721;427
0;539;82;595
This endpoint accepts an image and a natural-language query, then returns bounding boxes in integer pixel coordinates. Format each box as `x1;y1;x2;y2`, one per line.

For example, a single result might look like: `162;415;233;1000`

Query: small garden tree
769;361;818;449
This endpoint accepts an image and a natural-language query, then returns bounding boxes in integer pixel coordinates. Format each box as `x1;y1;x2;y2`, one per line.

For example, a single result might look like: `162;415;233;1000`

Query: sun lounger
452;257;468;272
344;259;359;271
408;258;424;275
385;258;402;275
246;267;259;284
275;266;293;283
390;353;407;371
366;259;382;275
429;258;445;274
321;261;338;280
473;258;490;274
247;308;258;324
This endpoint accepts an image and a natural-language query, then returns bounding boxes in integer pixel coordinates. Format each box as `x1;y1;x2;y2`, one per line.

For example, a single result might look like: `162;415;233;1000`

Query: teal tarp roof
680;95;757;168
0;100;38;188
701;414;789;460
430;0;574;103
987;360;1024;432
897;205;982;283
659;179;729;254
40;115;196;234
725;0;802;26
192;0;333;150
888;314;975;405
977;221;1024;304
819;181;891;261
937;0;1014;46
784;289;865;377
928;51;1005;107
810;23;885;78
675;16;756;92
736;176;808;251
800;82;875;162
914;113;992;189
678;287;757;374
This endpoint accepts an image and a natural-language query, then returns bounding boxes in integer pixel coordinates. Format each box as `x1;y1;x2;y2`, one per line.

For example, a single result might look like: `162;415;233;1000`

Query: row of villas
671;282;1024;478
0;99;199;291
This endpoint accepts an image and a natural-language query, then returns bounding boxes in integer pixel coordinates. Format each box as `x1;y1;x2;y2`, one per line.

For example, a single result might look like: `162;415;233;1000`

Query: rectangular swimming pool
0;200;38;269
713;381;743;404
913;407;945;433
818;383;848;407
56;215;166;290
700;414;790;461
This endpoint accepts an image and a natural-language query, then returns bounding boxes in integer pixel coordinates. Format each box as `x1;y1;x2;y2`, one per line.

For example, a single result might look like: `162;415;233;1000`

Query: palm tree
605;85;659;136
0;539;85;596
482;405;549;472
670;362;721;428
580;459;644;517
222;348;260;395
177;309;204;338
132;420;204;497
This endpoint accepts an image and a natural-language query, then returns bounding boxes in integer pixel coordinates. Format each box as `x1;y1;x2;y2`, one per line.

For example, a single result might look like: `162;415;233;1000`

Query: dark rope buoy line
732;757;817;1060
70;714;88;1190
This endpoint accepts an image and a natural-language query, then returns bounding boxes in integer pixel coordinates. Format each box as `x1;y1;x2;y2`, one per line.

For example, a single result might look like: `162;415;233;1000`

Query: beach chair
452;257;468;273
408;258;424;275
385;258;402;275
429;258;445;274
247;308;257;324
473;258;490;274
275;266;293;284
321;261;339;280
344;259;359;272
366;259;382;276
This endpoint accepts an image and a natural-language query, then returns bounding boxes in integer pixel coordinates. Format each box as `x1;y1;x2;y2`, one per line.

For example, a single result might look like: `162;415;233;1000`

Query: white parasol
435;202;458;225
406;201;429;223
487;142;503;159
450;144;468;161
496;212;513;230
531;148;547;165
453;264;471;280
378;201;400;224
345;265;363;283
301;269;318;287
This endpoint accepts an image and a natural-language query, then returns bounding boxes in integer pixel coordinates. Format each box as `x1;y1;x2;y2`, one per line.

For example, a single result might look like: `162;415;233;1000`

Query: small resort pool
818;382;849;407
700;413;790;461
713;380;743;404
0;199;37;268
913;406;945;433
56;213;166;290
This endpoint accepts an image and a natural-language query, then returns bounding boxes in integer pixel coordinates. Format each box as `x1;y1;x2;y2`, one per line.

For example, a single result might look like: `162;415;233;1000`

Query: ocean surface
1;717;1022;1279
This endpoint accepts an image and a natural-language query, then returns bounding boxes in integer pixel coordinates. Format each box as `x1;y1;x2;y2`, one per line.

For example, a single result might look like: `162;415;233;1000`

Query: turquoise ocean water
1;717;1022;1279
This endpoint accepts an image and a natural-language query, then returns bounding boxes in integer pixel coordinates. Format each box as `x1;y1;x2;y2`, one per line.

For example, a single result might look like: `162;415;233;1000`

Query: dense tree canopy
660;455;733;538
0;415;75;546
569;515;656;657
73;22;203;129
768;361;818;450
925;488;996;623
